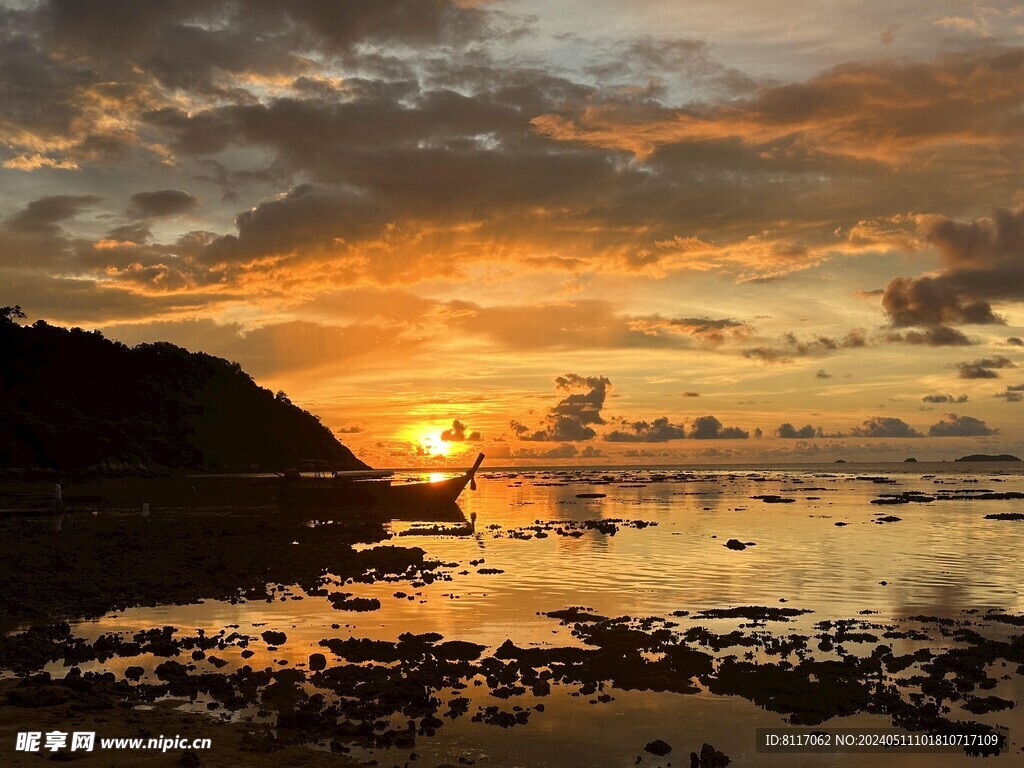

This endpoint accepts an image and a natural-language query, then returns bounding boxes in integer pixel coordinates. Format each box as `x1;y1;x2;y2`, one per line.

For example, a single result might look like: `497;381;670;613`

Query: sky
2;0;1024;466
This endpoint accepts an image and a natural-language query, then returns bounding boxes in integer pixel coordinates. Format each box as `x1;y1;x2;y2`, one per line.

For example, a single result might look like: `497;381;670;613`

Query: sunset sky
2;0;1024;466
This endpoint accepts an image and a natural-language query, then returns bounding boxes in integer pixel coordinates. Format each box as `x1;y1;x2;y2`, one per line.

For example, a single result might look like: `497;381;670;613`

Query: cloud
1008;337;1024;347
954;356;1016;379
922;393;968;404
743;330;866;364
927;413;996;437
4;195;102;234
626;315;751;344
580;446;603;458
530;47;1024;200
681;391;700;397
882;326;973;346
509;443;580;460
995;384;1024;403
815;369;832;379
101;317;419;378
881;207;1024;328
440;419;481;442
334;423;363;434
511;374;611;442
604;417;687;442
775;423;823;438
850;417;923;438
689;415;748;439
127;190;199;218
446;301;702;352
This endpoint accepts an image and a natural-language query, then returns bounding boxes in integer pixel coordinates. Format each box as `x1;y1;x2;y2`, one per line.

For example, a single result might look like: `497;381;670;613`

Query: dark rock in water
261;630;287;646
903;457;918;462
576;493;607;499
694;606;811;622
955;454;1021;462
750;495;795;504
644;739;672;756
874;515;902;523
124;665;144;681
962;695;1015;714
984;513;1024;521
308;653;327;671
691;743;730;767
725;539;747;551
834;459;847;463
327;592;381;612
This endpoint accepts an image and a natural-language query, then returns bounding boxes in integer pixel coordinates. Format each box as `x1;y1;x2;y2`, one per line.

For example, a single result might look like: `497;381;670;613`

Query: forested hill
0;308;369;473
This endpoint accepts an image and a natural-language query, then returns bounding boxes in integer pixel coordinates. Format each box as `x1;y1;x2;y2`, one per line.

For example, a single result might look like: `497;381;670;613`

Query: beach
2;463;1023;766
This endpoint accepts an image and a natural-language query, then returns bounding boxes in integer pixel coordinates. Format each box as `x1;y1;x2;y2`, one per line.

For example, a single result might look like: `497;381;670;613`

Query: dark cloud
922;393;968;404
689;415;748;439
995;384;1024;403
512;374;611;442
882;207;1024;328
927;413;996;437
743;330;866;364
105;222;153;244
681;391;700;397
4;195;102;234
1008;337;1024;347
883;326;973;346
335;424;363;434
604;417;687;442
775;423;823;438
626;316;751;344
127;190;199;218
955;356;1016;379
815;369;832;379
850;417;922;438
440;419;481;442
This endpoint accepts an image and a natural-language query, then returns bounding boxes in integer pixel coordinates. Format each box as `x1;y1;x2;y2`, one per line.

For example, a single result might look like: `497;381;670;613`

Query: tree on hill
0;310;369;473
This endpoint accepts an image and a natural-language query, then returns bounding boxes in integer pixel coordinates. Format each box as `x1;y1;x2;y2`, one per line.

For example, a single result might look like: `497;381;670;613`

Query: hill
954;454;1021;462
0;307;369;473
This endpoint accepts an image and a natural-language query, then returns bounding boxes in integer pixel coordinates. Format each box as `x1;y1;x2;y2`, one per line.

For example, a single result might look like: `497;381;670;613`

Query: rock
308;653;327;671
691;743;730;767
724;539;747;550
261;630;287;645
124;665;145;681
644;739;672;756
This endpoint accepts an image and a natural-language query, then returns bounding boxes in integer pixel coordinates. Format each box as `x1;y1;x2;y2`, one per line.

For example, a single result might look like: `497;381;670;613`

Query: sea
56;463;1024;766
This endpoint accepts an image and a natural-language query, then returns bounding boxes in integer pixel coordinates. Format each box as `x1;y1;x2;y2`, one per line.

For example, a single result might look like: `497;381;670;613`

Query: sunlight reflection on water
70;464;1024;767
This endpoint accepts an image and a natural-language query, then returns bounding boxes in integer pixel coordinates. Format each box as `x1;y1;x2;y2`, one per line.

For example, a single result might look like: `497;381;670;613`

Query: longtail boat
278;453;485;510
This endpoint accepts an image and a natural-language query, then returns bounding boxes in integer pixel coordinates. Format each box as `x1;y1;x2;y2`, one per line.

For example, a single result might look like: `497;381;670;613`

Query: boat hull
278;473;473;511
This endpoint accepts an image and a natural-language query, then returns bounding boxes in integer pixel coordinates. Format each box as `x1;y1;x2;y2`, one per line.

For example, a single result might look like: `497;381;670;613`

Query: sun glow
417;430;451;458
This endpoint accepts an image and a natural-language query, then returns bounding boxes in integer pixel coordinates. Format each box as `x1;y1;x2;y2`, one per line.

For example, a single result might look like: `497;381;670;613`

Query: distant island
903;457;918;463
0;307;369;474
955;454;1021;462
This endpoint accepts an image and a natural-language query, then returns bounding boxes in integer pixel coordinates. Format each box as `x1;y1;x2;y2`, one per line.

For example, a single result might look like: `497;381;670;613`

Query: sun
417;430;452;458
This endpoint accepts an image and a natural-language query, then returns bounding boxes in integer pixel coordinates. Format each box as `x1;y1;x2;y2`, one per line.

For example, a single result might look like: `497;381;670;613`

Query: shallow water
66;463;1024;765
